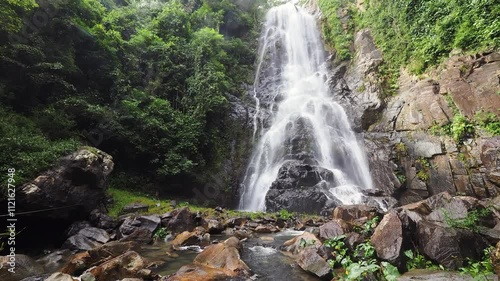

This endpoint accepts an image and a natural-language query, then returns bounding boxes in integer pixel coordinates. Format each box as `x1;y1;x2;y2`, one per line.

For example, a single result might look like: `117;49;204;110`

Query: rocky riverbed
2;191;500;281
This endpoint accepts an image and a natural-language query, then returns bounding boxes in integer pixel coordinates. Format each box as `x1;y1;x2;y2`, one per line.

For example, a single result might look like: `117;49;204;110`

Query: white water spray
239;3;373;211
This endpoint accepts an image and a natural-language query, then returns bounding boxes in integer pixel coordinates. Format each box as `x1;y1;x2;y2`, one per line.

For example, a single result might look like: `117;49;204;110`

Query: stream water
139;230;320;280
239;3;373;211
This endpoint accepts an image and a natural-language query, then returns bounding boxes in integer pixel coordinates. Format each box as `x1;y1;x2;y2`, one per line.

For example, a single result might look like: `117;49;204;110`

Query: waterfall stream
239;3;373;211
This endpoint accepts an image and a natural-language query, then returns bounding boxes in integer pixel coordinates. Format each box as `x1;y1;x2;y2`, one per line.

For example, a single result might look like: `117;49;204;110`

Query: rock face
16;147;114;220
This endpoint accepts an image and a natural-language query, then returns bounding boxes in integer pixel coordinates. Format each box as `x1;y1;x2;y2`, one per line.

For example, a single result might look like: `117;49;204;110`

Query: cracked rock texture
329;28;500;205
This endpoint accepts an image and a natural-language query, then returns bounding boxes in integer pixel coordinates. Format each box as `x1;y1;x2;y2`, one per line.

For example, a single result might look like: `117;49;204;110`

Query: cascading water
239;3;373;211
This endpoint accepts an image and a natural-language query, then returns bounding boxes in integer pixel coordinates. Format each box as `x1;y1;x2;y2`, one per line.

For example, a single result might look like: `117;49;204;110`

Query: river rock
254;225;279;233
171;227;206;248
90;209;119;232
163;207;196;234
193;237;250;276
118;216;156;242
36;249;74;273
370;211;403;264
296;247;331;278
333;204;378;222
166;237;250;280
319;219;348;240
45;273;76;281
416;220;489;269
61;241;137;276
88;251;150;281
15;147;113;220
282;232;321;255
205;219;224;234
119;227;153;244
0;254;44;281
63;227;110;251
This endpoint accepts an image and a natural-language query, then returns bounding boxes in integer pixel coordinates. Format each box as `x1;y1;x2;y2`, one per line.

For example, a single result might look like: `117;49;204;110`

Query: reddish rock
254;225;279;233
319;219;348;240
333;205;377;222
171;228;205;248
370;211;403;264
61;241;137;275
282;232;321;255
297;247;331;278
89;251;150;281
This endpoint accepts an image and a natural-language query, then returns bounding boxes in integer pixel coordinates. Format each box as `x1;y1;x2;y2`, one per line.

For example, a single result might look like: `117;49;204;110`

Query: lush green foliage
404;249;442;271
318;0;354;61
459;247;495;280
324;218;400;281
0;107;79;186
445;207;492;232
0;0;260;192
358;0;499;74
318;0;499;98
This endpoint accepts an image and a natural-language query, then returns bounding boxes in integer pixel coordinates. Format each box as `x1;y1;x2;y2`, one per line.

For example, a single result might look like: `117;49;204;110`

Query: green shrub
0;108;80;187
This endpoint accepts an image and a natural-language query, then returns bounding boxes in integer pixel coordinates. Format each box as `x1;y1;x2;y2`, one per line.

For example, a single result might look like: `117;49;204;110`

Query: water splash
239;3;373;211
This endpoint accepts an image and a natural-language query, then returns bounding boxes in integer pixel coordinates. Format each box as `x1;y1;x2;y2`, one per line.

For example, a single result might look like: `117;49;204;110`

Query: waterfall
238;3;373;211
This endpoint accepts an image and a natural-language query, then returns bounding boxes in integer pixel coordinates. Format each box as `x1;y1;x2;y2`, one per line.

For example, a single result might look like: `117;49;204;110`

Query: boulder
163;207;196;234
63;227;110;251
162;237;250;280
61;241;137;276
16;147;113;220
36;249;74;273
120;203;149;215
416;220;490;269
319;219;348;240
264;161;336;213
0;254;44;281
370;212;403;264
205;219;224;234
118;216;157;242
89;251;151;281
78;227;110;244
119;228;153;244
162;265;228;281
65;221;92;237
254;225;279;233
296;247;331;278
333;205;378;222
265;187;330;214
171;228;206;248
282;232;321;255
224;217;247;228
192;237;250;276
45;273;76;281
90;209;119;232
